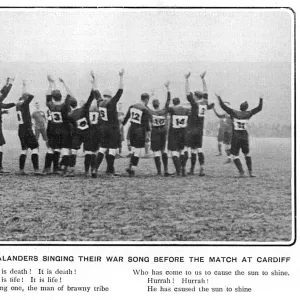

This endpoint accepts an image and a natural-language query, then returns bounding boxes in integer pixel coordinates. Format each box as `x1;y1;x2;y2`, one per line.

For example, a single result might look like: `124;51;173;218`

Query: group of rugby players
0;70;263;178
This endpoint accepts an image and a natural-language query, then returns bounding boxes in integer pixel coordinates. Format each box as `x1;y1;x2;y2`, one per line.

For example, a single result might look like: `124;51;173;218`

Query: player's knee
233;155;239;160
133;148;142;157
191;149;197;154
99;147;107;154
61;148;69;156
54;149;61;153
245;152;251;157
197;148;203;153
32;148;39;154
108;148;117;156
154;151;161;157
21;150;28;156
47;148;54;154
85;150;93;155
172;151;179;157
71;149;77;155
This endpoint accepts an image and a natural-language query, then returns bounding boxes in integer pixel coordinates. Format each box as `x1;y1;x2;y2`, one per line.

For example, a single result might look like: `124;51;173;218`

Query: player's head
152;99;160;109
69;96;78;109
141;93;150;105
172;97;180;106
20;92;33;101
194;90;204;100
51;90;62;102
240;101;249;111
103;89;112;100
35;102;40;110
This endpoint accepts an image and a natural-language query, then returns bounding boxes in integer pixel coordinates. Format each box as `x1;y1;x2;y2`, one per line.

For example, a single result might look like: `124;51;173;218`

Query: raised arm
59;77;75;98
0;102;15;109
213;107;225;119
46;75;57;95
123;106;131;126
164;81;171;110
111;69;124;105
250;96;263;116
0;77;14;102
200;71;208;94
185;72;191;96
216;94;233;115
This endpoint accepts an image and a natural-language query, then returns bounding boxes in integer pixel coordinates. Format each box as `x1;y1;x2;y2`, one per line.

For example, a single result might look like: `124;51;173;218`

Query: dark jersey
123;102;151;131
168;105;190;130
219;98;263;140
68;90;95;132
32;110;47;128
98;89;123;127
149;92;171;129
88;90;102;127
0;83;13;123
187;93;214;129
16;94;34;128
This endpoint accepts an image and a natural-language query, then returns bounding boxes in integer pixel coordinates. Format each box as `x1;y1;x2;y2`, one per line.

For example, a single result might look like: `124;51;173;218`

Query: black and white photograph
0;7;294;243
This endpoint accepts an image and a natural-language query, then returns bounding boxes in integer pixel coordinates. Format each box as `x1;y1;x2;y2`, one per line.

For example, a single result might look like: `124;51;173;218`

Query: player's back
99;99;119;127
128;102;150;129
69;106;89;132
169;105;189;130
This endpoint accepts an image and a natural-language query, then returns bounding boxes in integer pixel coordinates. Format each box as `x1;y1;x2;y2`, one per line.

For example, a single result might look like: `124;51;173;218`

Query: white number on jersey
17;111;24;125
51;111;63;123
172;115;188;128
130;108;142;124
198;104;207;117
47;110;52;121
99;107;108;121
233;119;248;130
77;117;89;130
152;115;166;127
89;112;99;125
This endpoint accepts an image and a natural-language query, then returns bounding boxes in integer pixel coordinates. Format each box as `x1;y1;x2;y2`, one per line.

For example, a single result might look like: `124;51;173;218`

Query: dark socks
19;154;26;170
96;152;104;170
0;151;3;168
191;153;197;172
91;154;97;171
245;156;252;172
69;154;77;168
162;152;168;173
172;156;181;175
84;154;92;173
234;158;244;174
154;156;161;174
106;154;115;173
130;155;139;167
31;153;39;170
53;151;60;170
198;152;204;165
44;153;53;169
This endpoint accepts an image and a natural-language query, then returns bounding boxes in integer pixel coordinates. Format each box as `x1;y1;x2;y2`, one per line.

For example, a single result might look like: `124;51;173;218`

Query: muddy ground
0;132;292;242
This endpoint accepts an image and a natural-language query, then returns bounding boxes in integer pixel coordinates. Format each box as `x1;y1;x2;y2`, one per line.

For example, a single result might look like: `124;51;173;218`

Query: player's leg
151;129;162;175
168;129;181;176
41;127;48;147
96;126;108;172
28;130;40;173
18;129;28;174
160;130;170;176
67;133;81;176
189;148;197;175
242;138;254;177
0;125;6;172
197;131;205;176
105;127;121;175
217;128;223;156
223;131;232;164
231;136;244;177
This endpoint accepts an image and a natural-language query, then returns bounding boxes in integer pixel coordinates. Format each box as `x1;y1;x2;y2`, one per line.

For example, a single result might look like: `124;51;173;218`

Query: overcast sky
0;9;292;63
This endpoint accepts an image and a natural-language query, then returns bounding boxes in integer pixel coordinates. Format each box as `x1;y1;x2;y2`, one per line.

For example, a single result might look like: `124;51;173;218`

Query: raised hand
90;70;95;79
22;80;27;86
164;80;170;89
200;71;207;79
58;77;64;83
184;72;191;79
47;74;54;82
119;68;125;76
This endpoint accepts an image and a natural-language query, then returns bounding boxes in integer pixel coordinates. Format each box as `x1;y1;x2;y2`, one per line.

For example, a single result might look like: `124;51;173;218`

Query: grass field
0;131;292;242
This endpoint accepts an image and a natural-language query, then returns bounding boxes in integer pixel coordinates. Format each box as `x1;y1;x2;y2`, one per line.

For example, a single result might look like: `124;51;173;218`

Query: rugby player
213;106;233;163
16;80;40;175
31;102;48;146
149;81;171;176
185;71;214;176
83;71;102;177
95;69;124;176
216;94;263;177
60;76;96;177
123;92;151;176
0;77;15;173
168;77;190;176
43;75;76;174
117;102;125;158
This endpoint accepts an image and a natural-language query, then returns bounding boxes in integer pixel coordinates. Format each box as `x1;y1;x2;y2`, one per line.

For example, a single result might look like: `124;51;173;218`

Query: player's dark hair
240;101;249;111
194;91;203;100
141;93;150;101
51;90;62;102
152;99;159;109
172;97;180;106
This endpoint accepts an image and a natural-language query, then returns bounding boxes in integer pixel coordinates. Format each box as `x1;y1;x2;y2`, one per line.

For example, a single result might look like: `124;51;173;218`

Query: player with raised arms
0;77;15;173
16;80;40;175
31;102;48;147
95;69;124;176
216;94;263;177
167;77;190;176
61;76;97;177
83;71;102;178
213;105;233;163
149;81;171;176
123;92;151;176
